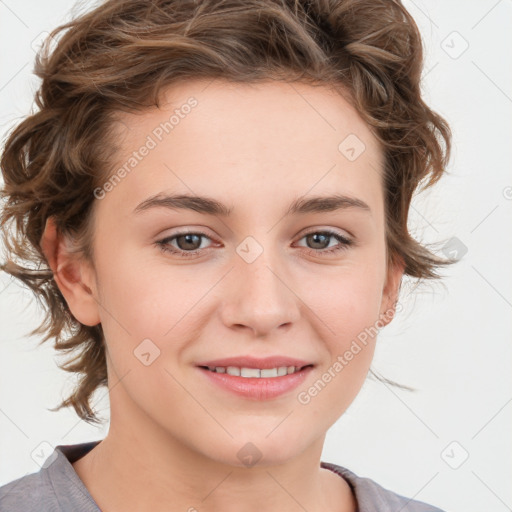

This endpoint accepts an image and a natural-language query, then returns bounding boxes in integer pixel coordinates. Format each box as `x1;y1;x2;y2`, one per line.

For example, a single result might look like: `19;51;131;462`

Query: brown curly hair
0;0;454;425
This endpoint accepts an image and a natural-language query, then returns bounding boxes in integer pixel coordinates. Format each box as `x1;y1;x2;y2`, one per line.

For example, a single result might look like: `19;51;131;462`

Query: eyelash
155;229;353;259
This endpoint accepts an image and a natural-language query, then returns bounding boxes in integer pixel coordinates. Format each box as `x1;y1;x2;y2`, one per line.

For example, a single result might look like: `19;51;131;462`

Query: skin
41;79;404;512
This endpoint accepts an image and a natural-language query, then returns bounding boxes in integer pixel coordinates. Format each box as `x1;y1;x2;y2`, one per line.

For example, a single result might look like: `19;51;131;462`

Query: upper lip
196;356;314;369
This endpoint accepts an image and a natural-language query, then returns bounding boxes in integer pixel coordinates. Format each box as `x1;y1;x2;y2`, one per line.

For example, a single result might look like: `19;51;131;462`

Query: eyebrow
132;192;371;217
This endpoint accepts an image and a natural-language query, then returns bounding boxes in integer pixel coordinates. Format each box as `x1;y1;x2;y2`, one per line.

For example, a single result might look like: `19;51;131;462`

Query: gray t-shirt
0;441;445;511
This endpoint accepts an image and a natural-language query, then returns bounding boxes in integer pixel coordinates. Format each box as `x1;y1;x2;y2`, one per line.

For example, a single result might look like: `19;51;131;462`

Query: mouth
195;357;315;400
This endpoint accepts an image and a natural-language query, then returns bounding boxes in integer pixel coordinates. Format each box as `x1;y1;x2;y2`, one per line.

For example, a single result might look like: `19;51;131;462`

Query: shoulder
0;441;101;512
0;470;54;511
321;461;446;512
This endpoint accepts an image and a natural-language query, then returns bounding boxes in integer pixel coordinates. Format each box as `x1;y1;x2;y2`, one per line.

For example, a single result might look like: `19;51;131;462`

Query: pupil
179;234;200;250
309;233;328;249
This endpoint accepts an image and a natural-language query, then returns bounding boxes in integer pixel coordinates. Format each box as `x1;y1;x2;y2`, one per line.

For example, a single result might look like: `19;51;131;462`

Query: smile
202;365;308;377
197;364;314;400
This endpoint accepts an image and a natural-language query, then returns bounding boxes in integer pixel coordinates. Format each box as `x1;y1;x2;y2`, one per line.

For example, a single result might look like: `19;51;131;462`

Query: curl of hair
0;0;454;424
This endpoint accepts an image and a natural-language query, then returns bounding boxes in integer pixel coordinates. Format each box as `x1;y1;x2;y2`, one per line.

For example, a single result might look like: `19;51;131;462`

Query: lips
195;355;315;400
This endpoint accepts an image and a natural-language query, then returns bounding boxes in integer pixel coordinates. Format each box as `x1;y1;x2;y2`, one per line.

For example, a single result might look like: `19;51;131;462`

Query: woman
0;0;454;510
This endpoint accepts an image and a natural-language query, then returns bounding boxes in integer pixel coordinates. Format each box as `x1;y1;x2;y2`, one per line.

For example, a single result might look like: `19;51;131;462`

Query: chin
204;428;315;470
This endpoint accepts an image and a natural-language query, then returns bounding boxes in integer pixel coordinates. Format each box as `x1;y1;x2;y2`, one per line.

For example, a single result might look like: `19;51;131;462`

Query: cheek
96;243;197;334
94;250;222;385
94;258;201;430
294;290;379;430
298;258;385;347
291;262;384;418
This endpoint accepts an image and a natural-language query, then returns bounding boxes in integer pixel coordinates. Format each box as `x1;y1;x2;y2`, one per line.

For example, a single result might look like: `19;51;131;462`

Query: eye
156;230;214;258
156;228;353;259
295;229;353;256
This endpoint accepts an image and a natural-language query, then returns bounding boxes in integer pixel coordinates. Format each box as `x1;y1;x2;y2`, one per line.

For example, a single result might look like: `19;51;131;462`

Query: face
54;79;403;468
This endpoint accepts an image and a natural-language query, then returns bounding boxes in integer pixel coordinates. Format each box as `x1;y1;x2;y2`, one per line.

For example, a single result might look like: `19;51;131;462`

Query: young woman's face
81;79;402;466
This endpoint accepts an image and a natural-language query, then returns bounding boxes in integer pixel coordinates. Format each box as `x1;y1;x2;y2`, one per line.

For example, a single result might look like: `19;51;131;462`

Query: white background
0;1;511;511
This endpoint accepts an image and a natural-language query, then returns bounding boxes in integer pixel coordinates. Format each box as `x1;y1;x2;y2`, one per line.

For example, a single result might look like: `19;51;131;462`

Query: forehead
100;79;384;219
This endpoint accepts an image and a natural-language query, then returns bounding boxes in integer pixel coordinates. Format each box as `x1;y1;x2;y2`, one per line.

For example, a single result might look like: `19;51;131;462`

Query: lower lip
198;366;314;400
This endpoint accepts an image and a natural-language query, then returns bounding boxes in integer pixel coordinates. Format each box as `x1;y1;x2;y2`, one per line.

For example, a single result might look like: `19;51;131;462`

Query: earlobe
40;217;101;327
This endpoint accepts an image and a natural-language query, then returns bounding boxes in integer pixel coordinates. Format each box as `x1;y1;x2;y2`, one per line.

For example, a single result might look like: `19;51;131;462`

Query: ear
40;217;101;327
377;254;405;329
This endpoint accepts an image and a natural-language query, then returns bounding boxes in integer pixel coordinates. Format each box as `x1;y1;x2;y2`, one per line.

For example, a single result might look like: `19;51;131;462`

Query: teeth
241;368;260;378
207;366;303;378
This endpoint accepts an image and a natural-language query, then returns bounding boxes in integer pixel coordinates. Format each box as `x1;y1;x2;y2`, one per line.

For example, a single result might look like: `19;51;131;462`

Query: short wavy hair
0;0;454;425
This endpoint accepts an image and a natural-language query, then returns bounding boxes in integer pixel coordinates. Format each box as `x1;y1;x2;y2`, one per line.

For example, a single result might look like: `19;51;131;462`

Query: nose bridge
220;234;300;336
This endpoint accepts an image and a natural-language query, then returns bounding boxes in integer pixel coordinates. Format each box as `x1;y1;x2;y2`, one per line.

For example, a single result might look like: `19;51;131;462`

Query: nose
218;245;301;338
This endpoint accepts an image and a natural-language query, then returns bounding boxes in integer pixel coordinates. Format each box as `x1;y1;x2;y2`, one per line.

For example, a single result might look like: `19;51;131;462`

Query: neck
72;382;356;512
